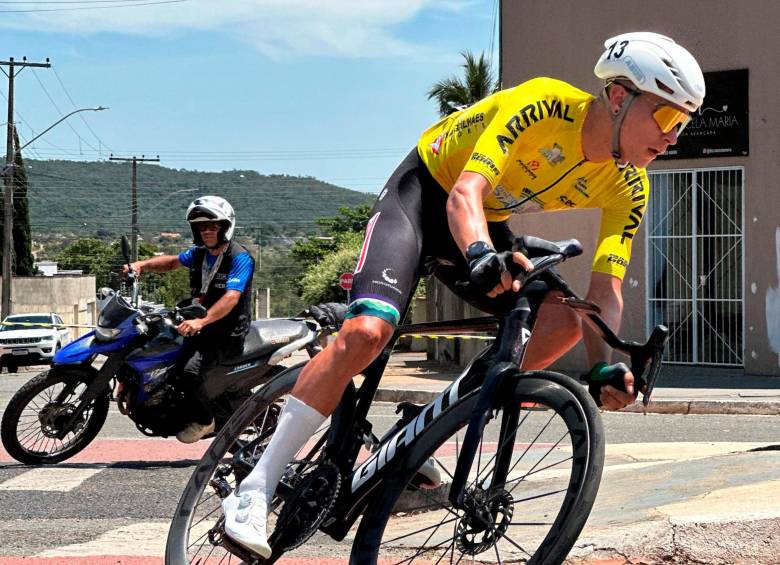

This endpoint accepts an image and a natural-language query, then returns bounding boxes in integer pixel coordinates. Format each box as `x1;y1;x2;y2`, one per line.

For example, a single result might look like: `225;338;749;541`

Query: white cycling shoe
413;457;442;489
221;489;272;558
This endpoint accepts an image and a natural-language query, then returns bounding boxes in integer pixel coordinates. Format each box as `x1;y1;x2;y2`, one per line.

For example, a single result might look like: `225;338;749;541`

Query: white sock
238;395;326;501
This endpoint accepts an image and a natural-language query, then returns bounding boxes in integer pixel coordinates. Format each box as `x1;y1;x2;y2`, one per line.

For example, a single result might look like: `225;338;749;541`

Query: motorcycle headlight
95;326;121;341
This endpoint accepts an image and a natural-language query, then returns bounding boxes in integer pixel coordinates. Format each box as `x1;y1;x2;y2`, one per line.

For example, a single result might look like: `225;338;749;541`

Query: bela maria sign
658;68;748;160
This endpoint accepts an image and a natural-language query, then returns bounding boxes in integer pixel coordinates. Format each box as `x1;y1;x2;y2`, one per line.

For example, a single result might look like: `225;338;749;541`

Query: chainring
268;460;340;552
456;487;514;555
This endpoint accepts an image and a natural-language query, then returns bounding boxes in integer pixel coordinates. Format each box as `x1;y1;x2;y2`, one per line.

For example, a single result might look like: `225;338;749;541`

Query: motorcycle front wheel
1;368;110;464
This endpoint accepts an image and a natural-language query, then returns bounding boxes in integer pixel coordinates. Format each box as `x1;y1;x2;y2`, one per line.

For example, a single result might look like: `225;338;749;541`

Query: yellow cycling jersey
417;77;649;280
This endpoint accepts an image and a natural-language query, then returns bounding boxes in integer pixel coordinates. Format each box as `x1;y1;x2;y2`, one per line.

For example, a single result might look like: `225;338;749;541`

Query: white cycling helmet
186;195;235;248
594;32;705;161
594;32;705;112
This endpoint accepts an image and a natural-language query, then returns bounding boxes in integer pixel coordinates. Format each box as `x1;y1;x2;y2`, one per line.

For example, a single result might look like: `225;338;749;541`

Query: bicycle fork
448;297;535;509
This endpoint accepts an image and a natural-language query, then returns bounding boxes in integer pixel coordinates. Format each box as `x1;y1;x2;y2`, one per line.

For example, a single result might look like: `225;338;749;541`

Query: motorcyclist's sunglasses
195;222;221;232
652;105;692;134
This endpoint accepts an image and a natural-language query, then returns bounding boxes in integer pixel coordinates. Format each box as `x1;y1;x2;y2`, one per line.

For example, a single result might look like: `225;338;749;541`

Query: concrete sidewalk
370;352;780;415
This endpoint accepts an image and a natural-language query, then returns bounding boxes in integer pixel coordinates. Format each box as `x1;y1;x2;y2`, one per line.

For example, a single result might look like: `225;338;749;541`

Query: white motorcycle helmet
594;32;706;160
186;195;235;248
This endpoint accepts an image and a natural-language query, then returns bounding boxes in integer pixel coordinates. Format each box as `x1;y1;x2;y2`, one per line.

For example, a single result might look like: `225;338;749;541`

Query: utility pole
109;154;160;262
1;57;51;319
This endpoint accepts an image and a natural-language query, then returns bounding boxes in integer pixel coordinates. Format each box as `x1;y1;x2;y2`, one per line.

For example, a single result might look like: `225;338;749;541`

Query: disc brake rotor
38;402;84;438
456;487;514;555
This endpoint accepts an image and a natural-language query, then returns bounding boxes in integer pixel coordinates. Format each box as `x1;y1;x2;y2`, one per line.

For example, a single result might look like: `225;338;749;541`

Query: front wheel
351;370;605;565
0;368;110;464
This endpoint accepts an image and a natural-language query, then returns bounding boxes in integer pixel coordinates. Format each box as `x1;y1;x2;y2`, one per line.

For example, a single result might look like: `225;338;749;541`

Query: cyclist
123;196;254;443
221;32;705;557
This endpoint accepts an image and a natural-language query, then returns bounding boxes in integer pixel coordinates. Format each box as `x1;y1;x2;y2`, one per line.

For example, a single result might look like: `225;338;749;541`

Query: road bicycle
167;235;668;564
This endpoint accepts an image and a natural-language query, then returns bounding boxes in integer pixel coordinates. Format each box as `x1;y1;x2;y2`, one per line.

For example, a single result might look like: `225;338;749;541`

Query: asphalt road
0;369;778;564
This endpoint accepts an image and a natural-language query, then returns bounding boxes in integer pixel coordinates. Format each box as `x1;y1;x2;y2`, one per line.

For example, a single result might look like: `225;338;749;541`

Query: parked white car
0;313;71;373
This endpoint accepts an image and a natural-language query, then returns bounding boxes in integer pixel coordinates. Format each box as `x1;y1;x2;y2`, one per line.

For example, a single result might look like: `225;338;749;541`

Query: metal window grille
647;168;744;366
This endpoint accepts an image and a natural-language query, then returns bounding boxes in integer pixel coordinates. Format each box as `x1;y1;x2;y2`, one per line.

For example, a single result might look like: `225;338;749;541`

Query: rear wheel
166;362;335;565
350;371;604;565
0;368;109;464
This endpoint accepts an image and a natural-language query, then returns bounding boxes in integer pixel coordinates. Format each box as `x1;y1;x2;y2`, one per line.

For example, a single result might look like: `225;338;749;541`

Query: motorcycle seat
221;319;312;366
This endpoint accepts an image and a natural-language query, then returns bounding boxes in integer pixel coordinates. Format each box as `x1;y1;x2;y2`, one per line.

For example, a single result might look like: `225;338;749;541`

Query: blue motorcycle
1;237;322;465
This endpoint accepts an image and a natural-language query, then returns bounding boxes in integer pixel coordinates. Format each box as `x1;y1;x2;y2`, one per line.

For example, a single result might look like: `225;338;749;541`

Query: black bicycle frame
303;252;667;541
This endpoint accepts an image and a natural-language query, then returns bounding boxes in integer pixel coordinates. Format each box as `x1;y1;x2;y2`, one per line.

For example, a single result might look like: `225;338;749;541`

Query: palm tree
427;51;499;117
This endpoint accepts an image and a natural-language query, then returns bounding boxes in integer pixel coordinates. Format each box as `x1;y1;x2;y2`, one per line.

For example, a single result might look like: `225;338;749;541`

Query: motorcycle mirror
120;236;131;265
179;304;208;320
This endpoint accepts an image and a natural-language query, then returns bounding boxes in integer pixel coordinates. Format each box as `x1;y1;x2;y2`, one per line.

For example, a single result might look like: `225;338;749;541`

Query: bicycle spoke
390;534;463;565
473;410;532;488
511;487;567;505
190;501;222;530
492;541;503;565
186;528;211;552
380;515;460;546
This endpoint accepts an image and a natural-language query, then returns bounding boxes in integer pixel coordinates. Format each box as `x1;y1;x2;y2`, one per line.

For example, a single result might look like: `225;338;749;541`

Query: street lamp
2;106;108;318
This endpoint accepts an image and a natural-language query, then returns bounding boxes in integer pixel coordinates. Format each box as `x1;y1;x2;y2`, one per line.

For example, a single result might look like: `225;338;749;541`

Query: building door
647;168;744;366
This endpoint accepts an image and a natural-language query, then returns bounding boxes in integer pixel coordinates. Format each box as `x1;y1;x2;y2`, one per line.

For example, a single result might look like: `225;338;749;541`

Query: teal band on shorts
345;297;401;327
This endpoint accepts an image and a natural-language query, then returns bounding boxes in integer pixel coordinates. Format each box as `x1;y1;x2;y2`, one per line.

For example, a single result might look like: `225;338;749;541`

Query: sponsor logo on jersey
559;195;576;208
620;165;646;244
469;152;500;177
429;133;445;155
574;176;590;198
453;112;485;134
520;187;546;208
496;98;575;154
607;254;629;268
539;142;565;166
516;159;539;180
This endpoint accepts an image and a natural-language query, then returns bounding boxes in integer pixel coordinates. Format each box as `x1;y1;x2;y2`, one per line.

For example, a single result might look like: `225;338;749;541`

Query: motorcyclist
123;195;255;443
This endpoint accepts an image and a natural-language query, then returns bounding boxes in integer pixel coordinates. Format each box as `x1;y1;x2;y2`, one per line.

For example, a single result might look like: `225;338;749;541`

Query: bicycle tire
350;370;604;565
1;368;110;465
166;363;315;565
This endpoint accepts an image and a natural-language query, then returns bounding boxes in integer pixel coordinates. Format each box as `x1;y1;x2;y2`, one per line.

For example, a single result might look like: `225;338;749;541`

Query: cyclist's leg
223;148;430;554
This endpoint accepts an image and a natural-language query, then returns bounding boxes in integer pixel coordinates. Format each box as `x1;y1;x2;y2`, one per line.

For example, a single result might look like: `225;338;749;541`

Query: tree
427;51;499;117
0;127;35;275
290;204;372;270
300;232;363;305
57;238;117;288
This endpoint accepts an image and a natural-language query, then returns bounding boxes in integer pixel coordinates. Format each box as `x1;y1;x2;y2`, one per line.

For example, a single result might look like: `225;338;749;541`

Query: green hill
24;159;374;243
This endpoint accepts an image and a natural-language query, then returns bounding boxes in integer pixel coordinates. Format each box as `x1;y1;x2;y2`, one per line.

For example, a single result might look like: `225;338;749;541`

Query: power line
0;0;189;12
51;67;113;154
30;67;99;153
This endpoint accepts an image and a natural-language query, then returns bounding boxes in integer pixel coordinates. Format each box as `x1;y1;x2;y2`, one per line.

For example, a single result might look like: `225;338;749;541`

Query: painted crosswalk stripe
0;467;102;492
36;521;170;557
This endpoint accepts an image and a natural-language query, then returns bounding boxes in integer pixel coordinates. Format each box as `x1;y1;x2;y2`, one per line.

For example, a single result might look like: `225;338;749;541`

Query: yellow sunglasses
652;105;692;134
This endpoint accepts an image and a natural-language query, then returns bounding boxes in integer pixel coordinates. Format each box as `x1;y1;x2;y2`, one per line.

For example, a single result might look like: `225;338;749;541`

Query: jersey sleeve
591;171;649;280
178;247;196;269
461;84;549;189
226;252;254;292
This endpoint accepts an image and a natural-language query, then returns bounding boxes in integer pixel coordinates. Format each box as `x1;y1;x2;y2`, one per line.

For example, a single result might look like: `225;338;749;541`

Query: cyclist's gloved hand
308;302;348;328
466;241;532;296
582;361;638;410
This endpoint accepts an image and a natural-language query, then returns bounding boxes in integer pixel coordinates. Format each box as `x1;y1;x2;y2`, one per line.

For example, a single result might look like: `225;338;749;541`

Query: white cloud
2;0;474;59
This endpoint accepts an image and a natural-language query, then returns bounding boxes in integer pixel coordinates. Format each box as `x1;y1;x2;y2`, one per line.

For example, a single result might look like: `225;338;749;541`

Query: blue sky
1;0;499;194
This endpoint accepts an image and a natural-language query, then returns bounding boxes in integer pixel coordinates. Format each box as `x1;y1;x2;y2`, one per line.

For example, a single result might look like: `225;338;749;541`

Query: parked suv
0;313;71;373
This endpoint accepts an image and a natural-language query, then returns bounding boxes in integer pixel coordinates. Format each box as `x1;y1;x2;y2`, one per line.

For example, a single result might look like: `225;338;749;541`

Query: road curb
375;388;780;415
